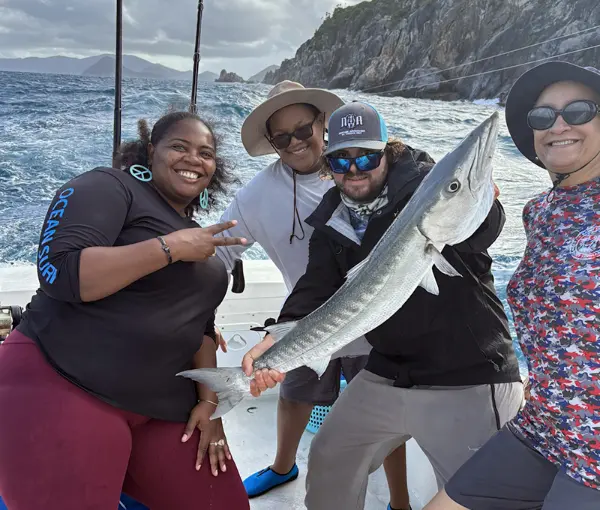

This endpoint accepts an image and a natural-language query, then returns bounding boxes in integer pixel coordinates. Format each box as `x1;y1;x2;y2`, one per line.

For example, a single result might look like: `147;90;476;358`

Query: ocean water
0;71;550;375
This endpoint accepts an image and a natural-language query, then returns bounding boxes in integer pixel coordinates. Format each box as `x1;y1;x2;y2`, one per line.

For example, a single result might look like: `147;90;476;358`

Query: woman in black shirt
0;111;250;510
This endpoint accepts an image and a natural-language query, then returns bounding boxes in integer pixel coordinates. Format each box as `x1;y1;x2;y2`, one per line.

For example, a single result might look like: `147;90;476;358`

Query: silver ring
210;439;226;447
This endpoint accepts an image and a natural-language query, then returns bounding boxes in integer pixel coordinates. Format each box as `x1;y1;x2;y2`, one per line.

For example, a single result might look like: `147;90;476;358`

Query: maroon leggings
0;331;250;510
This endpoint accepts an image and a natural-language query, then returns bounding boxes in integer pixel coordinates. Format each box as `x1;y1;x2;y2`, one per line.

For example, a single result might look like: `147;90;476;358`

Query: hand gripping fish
179;112;500;419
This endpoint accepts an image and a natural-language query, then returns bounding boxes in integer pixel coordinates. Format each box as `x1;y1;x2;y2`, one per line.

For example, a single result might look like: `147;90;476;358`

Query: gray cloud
0;0;360;73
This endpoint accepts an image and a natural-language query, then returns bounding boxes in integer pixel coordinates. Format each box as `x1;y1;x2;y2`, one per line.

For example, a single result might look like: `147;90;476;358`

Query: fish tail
177;367;248;419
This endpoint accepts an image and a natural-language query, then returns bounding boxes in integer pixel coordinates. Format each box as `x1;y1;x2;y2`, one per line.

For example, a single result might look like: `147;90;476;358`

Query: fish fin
177;367;247;419
265;321;298;342
306;357;331;378
429;245;462;277
419;268;440;295
345;256;370;282
211;391;246;420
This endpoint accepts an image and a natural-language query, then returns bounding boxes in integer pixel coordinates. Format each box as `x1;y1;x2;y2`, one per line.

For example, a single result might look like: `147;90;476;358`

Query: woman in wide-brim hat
424;61;600;510
241;80;343;157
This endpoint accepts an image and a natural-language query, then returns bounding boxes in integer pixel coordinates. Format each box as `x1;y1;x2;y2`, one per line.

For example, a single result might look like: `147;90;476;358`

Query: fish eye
447;180;461;193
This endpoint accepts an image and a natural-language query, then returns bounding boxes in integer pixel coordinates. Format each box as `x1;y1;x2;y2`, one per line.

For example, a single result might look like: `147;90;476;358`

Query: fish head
418;111;499;247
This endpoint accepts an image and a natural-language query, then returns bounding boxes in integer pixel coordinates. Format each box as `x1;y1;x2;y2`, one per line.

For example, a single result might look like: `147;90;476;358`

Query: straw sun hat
241;80;345;157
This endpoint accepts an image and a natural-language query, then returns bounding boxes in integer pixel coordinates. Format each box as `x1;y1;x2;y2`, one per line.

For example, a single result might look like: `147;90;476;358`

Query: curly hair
113;111;238;217
384;138;408;162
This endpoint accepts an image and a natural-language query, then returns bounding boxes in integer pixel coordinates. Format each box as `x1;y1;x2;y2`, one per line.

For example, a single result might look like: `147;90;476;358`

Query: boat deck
225;393;438;510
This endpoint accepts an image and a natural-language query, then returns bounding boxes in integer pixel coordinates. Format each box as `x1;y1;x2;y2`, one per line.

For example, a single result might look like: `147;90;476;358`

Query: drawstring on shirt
546;148;600;202
289;170;306;244
546;172;571;203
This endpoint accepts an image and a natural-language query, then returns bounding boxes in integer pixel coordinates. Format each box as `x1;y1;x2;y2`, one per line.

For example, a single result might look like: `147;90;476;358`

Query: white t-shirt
216;159;333;293
216;158;371;358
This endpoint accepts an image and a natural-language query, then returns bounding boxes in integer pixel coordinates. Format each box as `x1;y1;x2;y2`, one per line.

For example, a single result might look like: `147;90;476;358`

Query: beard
337;173;387;203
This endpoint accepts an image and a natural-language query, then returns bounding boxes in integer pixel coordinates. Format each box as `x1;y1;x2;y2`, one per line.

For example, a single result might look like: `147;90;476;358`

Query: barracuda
178;111;500;419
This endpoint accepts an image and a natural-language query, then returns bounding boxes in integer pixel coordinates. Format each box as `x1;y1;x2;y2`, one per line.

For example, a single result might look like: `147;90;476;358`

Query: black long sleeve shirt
18;167;226;422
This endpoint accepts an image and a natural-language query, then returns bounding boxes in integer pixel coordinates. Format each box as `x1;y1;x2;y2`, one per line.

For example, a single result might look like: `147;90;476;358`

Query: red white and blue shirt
507;177;600;489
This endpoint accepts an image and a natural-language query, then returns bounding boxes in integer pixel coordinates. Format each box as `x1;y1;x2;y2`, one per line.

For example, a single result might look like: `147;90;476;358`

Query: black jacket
278;148;521;387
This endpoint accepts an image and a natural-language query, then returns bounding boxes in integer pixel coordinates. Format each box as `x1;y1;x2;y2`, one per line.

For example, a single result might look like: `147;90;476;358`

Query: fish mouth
467;112;499;194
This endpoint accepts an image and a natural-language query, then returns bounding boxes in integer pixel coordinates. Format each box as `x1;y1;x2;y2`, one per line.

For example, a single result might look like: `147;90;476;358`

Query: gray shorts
304;370;524;509
445;425;600;510
279;356;368;406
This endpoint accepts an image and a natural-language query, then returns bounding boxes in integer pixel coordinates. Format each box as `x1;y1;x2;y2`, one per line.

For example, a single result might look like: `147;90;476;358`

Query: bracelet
203;399;218;406
157;236;172;264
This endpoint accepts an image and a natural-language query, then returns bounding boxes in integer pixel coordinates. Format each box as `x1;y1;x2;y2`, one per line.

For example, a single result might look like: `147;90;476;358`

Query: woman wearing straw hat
215;81;412;509
425;61;600;510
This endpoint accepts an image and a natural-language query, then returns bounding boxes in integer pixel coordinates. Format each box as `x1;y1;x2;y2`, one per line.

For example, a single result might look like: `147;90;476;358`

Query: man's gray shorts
279;356;368;406
304;369;525;510
445;424;600;510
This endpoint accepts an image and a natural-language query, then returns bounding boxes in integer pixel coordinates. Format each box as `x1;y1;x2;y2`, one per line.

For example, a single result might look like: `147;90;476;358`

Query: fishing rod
112;0;123;167
188;0;245;292
190;0;204;114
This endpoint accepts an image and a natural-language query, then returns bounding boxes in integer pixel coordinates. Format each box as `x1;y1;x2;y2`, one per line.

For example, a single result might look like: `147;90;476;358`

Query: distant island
0;54;277;85
79;55;219;82
215;69;246;83
214;65;281;84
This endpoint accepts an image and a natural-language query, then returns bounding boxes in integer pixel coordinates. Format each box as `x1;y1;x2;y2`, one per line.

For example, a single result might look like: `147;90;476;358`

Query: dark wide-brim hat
505;61;600;168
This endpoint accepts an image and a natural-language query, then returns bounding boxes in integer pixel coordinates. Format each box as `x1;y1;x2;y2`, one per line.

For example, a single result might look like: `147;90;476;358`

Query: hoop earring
199;188;209;209
129;165;153;182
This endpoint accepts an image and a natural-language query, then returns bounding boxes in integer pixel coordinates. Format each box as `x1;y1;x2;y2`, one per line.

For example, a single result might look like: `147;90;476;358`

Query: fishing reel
231;259;245;293
0;304;22;342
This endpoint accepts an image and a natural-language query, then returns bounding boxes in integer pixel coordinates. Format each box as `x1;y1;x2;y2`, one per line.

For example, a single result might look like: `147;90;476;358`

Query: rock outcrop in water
216;69;245;83
263;0;600;101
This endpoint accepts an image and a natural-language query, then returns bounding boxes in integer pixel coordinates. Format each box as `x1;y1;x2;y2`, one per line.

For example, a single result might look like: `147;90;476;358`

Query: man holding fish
212;84;412;509
183;102;525;509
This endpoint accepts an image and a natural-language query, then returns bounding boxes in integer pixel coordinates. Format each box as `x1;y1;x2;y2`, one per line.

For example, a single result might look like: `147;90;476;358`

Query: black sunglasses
326;151;385;174
268;114;321;150
527;99;600;131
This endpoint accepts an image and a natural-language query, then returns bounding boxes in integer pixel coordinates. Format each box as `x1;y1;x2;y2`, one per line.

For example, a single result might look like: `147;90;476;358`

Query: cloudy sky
0;0;364;78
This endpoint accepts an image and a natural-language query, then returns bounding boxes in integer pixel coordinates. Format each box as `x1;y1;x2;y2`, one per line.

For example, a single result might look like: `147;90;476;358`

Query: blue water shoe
243;464;299;498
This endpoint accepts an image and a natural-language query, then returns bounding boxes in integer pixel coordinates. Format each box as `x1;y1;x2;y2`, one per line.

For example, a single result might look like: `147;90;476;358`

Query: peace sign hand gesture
164;220;247;263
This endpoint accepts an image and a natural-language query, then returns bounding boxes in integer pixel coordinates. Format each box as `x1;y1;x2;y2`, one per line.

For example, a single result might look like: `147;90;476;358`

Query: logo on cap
340;114;363;130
